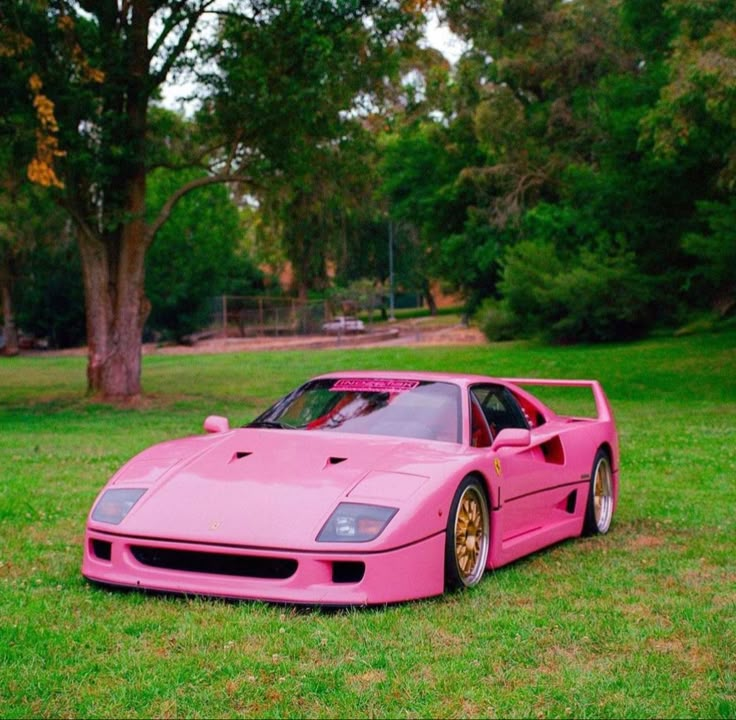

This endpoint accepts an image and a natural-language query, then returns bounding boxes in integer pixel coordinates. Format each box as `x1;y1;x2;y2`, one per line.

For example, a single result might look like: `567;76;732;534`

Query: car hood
101;428;464;549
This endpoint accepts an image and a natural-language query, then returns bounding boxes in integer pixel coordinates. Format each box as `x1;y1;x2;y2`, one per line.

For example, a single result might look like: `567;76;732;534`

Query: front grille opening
332;561;365;584
131;546;297;580
92;539;112;561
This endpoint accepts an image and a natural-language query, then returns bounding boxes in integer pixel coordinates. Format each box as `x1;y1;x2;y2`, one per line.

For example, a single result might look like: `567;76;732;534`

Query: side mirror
204;415;230;434
492;428;531;450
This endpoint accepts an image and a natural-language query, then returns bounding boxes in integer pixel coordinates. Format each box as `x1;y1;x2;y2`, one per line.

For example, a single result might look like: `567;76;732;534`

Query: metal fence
209;296;329;338
209;293;426;338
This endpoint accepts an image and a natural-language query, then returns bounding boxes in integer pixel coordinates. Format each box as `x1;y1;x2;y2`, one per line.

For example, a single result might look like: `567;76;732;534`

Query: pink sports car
82;371;619;605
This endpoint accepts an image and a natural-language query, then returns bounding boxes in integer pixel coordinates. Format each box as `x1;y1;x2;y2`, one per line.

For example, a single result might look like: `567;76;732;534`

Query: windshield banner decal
330;379;420;393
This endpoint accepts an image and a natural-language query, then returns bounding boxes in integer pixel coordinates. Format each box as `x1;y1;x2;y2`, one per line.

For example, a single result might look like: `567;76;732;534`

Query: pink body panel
100;430;465;550
83;529;446;605
82;371;619;605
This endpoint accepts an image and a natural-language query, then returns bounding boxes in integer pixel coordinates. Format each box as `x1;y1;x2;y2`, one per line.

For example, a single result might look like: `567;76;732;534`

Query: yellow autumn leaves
27;74;66;189
3;14;105;189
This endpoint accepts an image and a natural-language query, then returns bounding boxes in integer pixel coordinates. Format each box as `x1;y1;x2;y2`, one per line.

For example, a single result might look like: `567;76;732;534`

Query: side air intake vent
540;436;565;465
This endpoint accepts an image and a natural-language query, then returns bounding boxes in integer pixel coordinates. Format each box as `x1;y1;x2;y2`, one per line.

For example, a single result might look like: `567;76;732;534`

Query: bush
681;199;736;315
496;237;654;343
475;299;519;341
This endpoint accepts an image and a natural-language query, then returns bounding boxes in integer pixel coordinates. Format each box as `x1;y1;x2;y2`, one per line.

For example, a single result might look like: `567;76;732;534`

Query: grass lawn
0;331;734;718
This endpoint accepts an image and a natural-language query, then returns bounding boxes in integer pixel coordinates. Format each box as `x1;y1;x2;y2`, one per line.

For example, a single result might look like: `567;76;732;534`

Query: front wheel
583;449;614;536
445;476;490;590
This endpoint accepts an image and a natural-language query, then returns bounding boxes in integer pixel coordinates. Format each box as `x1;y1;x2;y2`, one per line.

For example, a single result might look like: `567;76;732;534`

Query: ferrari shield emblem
494;458;502;477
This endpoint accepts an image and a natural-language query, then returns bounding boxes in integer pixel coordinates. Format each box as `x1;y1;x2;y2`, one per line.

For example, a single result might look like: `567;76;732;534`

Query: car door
469;385;576;565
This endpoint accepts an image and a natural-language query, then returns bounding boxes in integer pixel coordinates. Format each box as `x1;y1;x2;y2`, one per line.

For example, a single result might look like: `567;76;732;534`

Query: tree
444;0;631;224
2;1;241;396
0;176;71;354
145;166;263;341
639;0;736;313
258;135;380;300
204;1;424;299
432;0;724;329
0;17;43;356
642;0;736;189
2;0;422;399
379;1;639;314
380;118;479;308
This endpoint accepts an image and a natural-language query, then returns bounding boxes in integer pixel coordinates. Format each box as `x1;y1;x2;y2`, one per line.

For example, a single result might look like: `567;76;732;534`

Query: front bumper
82;529;446;605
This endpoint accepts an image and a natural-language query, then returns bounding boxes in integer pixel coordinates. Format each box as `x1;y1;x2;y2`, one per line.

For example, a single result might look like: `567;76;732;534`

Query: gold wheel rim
454;486;488;586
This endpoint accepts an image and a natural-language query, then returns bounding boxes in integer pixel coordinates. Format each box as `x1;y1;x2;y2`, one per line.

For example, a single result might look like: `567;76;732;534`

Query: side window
470;396;493;447
470;385;529;437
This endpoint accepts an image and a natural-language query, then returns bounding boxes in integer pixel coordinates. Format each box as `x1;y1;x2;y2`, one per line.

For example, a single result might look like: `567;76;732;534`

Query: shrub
497;237;654;343
475;299;519;341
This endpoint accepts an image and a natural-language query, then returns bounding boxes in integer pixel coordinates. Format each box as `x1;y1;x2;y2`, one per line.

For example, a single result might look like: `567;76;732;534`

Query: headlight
317;503;397;543
91;488;146;525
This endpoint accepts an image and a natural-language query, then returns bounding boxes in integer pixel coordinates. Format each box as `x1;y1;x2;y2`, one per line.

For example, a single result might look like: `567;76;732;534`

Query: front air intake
92;539;112;561
131;546;297;579
332;561;365;584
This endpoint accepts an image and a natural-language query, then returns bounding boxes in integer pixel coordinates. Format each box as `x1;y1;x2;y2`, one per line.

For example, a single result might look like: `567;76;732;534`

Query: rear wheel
583;449;614;536
445;476;490;590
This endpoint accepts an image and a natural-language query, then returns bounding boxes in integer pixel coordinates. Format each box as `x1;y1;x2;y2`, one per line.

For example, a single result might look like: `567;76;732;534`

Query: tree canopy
0;0;423;396
1;0;734;386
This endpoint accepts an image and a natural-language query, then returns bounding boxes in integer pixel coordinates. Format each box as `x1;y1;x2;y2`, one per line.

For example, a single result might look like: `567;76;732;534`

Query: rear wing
502;378;613;423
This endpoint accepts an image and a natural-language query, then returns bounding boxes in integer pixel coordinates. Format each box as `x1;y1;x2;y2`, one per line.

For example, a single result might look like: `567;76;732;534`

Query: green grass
1;331;735;718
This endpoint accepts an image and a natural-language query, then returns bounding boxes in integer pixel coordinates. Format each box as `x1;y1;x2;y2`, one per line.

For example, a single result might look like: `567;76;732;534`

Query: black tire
582;448;614;536
445;475;490;590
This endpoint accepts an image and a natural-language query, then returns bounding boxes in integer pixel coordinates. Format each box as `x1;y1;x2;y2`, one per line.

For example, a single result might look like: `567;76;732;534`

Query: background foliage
1;0;734;351
145;167;264;342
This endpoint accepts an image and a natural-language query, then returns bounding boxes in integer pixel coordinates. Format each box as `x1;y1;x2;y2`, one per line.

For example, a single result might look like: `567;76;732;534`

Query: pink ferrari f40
83;371;619;605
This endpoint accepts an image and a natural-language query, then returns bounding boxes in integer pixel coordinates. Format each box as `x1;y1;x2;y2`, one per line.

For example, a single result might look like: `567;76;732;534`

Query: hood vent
229;451;252;464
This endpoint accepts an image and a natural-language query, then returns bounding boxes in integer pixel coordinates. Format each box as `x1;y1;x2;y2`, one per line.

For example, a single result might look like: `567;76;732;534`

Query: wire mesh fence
208;296;329;338
208;293;426;339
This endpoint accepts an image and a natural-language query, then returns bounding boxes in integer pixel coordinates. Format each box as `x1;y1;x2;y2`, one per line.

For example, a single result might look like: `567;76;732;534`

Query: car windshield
249;378;462;443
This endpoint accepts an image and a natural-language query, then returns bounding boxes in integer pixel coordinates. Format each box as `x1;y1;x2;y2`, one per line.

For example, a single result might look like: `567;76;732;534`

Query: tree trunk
297;278;309;303
292;224;310;303
424;278;438;316
74;0;151;401
78;225;149;399
0;262;19;356
77;148;150;400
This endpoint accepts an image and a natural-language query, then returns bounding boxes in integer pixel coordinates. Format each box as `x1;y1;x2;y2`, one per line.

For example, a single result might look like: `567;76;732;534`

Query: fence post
222;295;227;339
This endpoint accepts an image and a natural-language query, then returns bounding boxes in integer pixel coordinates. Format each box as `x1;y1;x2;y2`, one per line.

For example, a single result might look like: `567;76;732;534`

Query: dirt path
40;320;486;358
145;320;486;355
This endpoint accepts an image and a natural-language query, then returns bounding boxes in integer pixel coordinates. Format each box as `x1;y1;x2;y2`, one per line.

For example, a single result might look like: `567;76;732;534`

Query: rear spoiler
502;378;613;423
